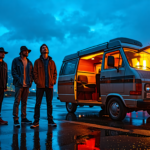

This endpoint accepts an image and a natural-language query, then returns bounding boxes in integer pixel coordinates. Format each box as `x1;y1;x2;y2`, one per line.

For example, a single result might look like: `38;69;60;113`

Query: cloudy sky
0;0;150;90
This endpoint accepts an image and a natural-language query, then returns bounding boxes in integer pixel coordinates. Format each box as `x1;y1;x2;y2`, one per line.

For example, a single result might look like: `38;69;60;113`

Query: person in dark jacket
0;47;8;125
11;46;33;127
30;44;57;128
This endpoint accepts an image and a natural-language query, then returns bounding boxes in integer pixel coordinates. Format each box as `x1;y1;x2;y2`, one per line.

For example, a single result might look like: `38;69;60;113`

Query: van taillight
136;83;142;92
130;83;142;95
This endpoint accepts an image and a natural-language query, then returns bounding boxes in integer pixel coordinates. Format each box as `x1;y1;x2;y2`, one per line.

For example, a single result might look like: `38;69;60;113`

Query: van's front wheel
66;102;77;113
107;97;126;121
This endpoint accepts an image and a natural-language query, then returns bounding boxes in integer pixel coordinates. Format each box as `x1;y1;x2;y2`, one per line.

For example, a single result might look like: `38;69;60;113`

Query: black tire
147;110;150;115
66;102;77;113
107;97;126;121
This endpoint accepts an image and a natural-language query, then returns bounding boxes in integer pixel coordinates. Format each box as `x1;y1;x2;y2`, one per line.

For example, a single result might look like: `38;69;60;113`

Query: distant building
7;70;15;91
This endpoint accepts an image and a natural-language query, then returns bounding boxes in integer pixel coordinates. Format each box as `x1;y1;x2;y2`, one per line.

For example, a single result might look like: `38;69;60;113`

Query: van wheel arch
106;95;125;108
106;96;127;121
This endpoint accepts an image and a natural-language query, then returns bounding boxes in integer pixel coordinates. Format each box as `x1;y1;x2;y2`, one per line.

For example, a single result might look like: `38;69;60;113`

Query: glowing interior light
91;58;94;60
137;61;139;68
143;60;146;69
79;115;81;118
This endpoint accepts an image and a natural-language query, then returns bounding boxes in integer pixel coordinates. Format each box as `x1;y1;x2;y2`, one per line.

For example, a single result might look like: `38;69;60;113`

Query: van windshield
124;47;150;70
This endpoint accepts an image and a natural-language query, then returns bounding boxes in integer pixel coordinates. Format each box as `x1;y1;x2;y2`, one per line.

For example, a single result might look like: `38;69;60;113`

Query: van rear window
61;59;77;75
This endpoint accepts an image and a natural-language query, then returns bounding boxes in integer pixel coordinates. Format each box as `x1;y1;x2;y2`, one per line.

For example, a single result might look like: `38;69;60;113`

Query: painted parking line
62;120;150;136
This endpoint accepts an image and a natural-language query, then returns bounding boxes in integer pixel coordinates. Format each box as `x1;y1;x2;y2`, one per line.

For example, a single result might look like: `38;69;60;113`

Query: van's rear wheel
107;97;126;121
66;102;77;113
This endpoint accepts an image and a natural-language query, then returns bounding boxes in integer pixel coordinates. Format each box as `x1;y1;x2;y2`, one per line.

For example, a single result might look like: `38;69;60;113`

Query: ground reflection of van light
75;134;100;150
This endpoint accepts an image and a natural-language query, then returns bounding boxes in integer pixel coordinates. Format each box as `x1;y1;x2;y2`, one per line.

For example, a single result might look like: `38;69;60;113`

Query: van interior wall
77;58;100;100
77;59;96;83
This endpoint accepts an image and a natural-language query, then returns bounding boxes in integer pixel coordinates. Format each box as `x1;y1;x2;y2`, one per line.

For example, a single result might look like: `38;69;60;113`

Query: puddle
73;128;150;150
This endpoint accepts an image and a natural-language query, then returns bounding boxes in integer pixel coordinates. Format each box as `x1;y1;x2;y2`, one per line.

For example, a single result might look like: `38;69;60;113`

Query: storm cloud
0;0;150;90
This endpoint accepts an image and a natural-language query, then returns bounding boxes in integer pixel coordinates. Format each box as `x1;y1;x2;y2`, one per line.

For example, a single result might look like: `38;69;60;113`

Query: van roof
63;37;143;62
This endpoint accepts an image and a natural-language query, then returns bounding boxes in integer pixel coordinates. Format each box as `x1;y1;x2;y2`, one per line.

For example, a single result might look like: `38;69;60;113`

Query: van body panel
77;100;102;105
63;53;79;62
79;44;106;57
105;93;125;104
136;70;150;79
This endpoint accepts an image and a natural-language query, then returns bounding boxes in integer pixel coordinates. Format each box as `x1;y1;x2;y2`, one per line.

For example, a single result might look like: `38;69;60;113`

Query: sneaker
14;120;20;127
21;118;32;124
30;121;39;128
48;120;57;127
0;118;8;125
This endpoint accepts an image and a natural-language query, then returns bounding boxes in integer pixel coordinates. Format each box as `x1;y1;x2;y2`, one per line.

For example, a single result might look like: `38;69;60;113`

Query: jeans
13;87;29;121
34;88;53;122
0;88;4;118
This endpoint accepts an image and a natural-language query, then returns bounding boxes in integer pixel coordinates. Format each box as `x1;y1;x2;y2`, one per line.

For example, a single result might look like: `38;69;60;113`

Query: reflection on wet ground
3;125;58;150
1;97;150;149
65;109;150;131
1;123;150;150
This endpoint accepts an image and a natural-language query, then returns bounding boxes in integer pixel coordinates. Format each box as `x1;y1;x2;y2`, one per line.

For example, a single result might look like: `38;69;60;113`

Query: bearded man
31;44;57;128
11;46;33;127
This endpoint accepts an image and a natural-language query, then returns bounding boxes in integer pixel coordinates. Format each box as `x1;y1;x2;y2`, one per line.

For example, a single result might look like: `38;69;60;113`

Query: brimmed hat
0;47;8;54
20;46;31;55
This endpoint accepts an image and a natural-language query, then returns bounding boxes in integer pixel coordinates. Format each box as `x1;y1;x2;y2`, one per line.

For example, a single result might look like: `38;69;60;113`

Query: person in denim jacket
11;46;33;127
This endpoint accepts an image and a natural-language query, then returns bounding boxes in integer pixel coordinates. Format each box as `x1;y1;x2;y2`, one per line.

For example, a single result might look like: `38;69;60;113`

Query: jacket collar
40;55;52;61
19;56;30;62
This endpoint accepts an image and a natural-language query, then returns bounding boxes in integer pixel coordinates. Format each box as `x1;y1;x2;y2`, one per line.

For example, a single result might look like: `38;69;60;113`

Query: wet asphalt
0;96;150;150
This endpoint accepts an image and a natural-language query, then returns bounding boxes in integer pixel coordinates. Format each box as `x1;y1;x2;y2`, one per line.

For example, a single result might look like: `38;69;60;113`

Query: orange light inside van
136;62;139;68
81;52;104;60
143;60;146;69
130;83;142;95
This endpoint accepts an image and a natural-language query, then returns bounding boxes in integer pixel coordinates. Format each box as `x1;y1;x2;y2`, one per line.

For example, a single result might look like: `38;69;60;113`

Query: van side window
104;50;123;69
62;60;77;75
59;62;66;75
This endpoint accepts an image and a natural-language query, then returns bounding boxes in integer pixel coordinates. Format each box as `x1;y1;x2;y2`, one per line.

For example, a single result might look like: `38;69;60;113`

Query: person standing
30;44;57;128
11;46;33;127
0;47;8;125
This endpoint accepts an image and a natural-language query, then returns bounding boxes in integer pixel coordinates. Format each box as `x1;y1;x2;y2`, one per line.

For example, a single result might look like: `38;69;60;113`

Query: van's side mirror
108;56;114;67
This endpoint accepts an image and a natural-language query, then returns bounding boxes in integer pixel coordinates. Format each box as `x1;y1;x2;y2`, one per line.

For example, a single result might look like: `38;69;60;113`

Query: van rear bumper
137;101;150;109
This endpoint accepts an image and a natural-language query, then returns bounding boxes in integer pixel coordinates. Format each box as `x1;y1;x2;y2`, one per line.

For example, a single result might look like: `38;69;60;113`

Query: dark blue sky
0;0;150;90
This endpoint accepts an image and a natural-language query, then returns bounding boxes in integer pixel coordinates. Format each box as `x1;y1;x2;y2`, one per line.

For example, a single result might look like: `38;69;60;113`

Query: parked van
58;37;150;121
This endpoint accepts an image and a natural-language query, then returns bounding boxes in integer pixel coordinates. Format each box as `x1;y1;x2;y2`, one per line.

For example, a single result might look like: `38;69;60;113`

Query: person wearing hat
11;46;33;127
0;47;8;125
30;44;57;128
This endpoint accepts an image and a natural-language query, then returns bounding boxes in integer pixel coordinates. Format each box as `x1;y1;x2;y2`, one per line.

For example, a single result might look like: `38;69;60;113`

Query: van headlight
145;84;150;92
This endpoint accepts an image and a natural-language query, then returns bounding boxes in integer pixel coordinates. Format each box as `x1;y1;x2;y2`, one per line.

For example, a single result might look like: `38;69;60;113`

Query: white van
57;37;150;121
